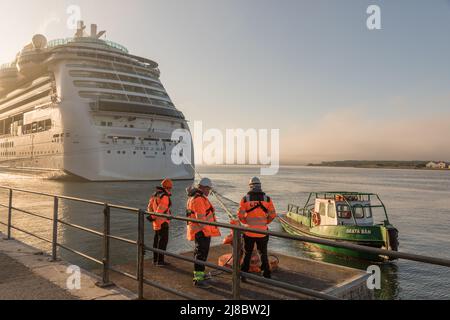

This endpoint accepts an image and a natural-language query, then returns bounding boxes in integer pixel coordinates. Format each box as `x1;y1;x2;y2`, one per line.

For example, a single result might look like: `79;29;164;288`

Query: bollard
96;204;114;288
51;197;59;261
232;229;241;300
137;209;145;299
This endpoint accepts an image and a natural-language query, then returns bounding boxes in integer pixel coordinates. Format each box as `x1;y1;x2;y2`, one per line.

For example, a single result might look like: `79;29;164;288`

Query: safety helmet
198;177;213;189
161;178;173;190
249;177;261;186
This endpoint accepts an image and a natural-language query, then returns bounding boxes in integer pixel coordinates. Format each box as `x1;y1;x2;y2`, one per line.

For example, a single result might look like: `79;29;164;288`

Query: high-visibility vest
148;188;172;231
238;192;277;238
186;193;221;241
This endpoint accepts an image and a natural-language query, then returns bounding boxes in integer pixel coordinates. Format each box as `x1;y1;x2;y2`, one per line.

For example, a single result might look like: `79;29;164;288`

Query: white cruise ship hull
0;24;195;181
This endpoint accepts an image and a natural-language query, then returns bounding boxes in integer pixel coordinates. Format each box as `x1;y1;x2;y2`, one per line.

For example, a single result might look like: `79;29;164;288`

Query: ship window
70;70;119;81
337;205;352;219
327;204;336;219
319;203;326;216
353;205;365;219
128;95;150;103
364;207;373;218
45;119;52;130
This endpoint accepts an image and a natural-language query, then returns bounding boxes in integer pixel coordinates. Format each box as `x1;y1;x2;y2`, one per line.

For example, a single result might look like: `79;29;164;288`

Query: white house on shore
426;161;439;168
437;162;448;169
426;161;449;169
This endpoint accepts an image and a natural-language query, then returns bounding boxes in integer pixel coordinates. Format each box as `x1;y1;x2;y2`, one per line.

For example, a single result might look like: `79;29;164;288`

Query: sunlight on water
0;166;449;299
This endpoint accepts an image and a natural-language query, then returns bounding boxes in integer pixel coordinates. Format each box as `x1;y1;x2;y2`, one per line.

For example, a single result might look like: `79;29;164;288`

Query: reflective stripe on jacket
237;191;277;238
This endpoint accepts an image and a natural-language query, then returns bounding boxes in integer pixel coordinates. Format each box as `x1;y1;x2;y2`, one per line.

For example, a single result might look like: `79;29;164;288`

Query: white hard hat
249;177;261;186
198;177;213;188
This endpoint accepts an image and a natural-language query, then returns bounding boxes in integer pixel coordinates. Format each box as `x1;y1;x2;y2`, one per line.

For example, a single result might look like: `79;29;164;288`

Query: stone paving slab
0;232;136;300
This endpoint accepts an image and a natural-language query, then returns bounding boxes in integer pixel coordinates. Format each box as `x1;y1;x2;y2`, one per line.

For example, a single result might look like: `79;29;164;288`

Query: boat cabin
314;196;374;226
289;192;388;227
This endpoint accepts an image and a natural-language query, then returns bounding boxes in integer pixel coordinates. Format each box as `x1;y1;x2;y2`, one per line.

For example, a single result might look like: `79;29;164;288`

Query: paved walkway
0;252;76;300
0;233;136;300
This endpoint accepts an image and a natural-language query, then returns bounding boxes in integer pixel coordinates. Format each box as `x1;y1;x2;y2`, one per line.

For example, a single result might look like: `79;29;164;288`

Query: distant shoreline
307;160;450;171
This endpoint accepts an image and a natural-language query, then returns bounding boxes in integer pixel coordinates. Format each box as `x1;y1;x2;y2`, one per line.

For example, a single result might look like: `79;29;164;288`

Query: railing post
51;197;59;261
6;189;13;240
137;209;145;300
232;228;241;300
96;204;114;288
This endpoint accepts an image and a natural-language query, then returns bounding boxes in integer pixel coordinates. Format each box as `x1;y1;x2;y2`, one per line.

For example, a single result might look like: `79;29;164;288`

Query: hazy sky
1;0;450;163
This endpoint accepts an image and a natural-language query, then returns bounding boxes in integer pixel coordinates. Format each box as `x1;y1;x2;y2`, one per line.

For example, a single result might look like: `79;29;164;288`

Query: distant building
426;161;439;169
438;162;448;169
426;161;449;169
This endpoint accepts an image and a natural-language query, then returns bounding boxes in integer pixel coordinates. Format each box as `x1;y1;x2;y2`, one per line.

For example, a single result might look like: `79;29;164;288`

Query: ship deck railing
0;185;449;300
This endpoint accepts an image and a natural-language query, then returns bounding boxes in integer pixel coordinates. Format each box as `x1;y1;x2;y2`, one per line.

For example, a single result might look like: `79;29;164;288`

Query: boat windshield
337;204;352;219
337;204;372;219
354;206;364;219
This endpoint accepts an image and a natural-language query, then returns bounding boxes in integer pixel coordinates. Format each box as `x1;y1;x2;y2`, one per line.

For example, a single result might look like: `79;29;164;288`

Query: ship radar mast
75;21;106;39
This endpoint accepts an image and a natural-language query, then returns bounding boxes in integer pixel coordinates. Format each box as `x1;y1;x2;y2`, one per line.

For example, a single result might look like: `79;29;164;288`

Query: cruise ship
0;22;194;181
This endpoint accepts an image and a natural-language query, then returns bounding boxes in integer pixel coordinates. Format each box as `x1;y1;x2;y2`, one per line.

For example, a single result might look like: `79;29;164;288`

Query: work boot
203;272;212;281
193;280;212;289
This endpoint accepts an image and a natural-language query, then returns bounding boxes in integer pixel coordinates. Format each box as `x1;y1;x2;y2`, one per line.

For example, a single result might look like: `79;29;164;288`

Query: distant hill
307;160;429;169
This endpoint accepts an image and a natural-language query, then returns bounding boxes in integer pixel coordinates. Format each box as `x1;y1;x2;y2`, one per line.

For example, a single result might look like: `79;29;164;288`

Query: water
0;166;449;300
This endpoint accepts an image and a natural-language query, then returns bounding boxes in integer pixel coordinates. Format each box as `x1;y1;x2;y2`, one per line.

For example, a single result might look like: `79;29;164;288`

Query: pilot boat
279;192;399;261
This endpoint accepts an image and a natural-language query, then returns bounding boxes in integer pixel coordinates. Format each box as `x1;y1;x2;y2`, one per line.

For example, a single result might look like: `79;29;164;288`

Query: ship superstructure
0;22;194;181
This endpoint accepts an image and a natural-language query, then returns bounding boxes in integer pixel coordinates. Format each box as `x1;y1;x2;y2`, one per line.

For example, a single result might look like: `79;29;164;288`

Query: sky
1;0;450;164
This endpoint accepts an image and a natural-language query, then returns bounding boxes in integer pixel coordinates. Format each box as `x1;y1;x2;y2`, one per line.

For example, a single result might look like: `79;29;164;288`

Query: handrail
3;185;450;266
1;185;450;301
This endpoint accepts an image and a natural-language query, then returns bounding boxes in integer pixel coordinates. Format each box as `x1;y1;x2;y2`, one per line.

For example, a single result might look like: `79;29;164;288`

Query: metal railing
1;185;450;300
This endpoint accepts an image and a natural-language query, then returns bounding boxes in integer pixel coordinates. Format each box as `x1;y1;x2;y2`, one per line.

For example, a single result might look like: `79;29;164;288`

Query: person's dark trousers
241;235;271;278
194;231;211;272
153;222;169;264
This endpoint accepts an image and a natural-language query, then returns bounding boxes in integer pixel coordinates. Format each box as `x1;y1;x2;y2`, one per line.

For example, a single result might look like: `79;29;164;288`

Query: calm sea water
0;165;449;300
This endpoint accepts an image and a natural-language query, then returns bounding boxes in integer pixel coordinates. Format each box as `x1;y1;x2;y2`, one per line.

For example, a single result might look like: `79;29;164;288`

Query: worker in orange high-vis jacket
148;179;173;267
186;178;221;288
238;177;277;280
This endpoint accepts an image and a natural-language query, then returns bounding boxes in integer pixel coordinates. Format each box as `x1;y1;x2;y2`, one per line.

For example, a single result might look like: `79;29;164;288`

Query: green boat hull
279;214;395;262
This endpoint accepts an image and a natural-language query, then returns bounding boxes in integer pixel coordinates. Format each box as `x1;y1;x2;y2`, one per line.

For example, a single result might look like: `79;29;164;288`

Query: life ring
312;211;321;226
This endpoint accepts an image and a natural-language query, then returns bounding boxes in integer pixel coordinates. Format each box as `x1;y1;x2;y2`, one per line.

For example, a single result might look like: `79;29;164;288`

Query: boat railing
47;38;129;54
0;62;16;71
1;185;449;300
